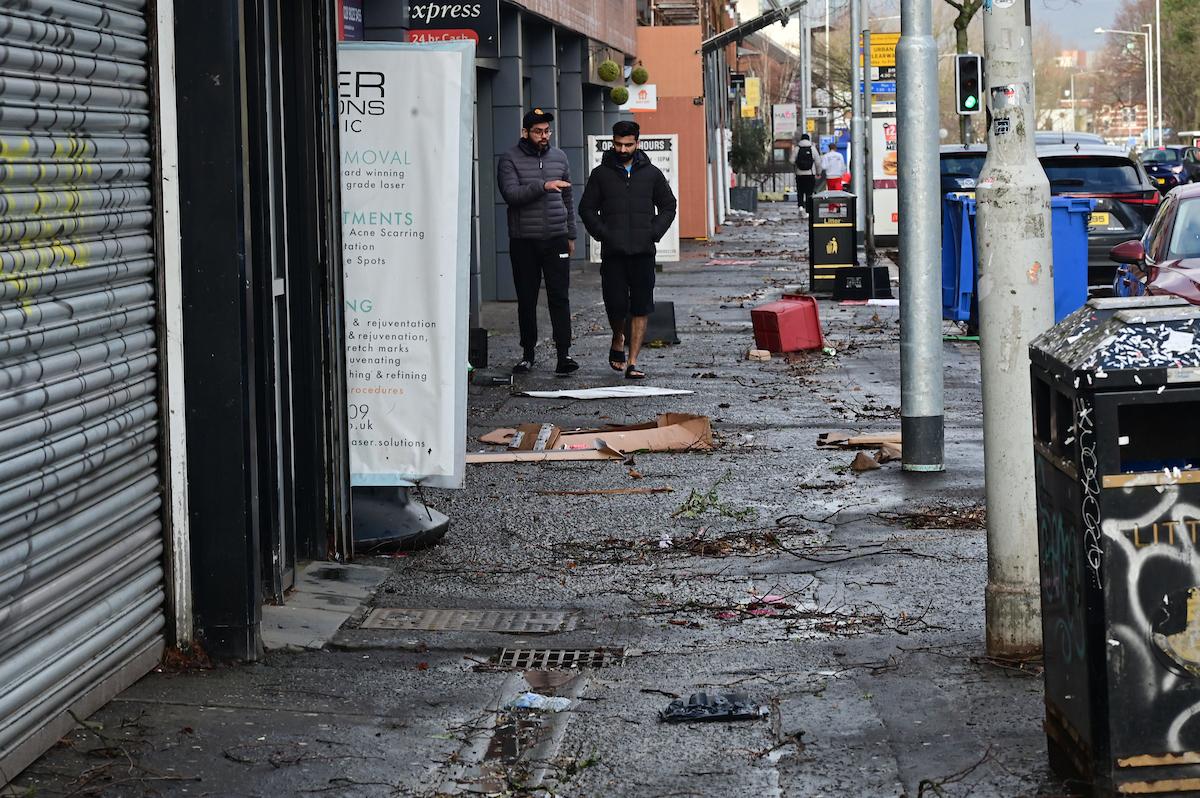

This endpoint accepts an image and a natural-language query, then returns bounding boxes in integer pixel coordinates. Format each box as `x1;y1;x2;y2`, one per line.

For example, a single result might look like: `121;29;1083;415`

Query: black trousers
509;236;571;357
796;175;816;211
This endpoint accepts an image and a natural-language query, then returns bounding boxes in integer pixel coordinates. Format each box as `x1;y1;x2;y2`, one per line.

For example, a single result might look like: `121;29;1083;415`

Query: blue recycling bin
941;195;1096;324
941;194;976;322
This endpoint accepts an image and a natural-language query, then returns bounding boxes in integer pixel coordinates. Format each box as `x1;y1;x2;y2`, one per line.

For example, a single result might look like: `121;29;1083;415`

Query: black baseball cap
523;108;554;129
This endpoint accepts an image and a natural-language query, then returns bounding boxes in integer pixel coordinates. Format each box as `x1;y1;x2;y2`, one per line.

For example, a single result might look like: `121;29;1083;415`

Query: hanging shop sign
587;134;680;263
744;76;762;107
619;84;658;113
338;41;474;488
408;0;499;58
338;0;363;40
772;103;797;137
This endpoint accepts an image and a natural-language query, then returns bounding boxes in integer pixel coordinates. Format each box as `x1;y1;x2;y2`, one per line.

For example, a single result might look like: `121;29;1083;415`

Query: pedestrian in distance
579;120;678;380
793;133;821;216
496;108;579;376
821;143;847;192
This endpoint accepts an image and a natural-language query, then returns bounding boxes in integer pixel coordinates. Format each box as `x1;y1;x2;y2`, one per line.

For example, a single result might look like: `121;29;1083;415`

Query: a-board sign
586;134;681;263
338;41;474;488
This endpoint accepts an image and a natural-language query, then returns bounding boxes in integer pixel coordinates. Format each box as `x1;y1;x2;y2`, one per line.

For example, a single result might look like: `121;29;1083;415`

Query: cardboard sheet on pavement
818;430;902;448
519;386;694;400
467;413;713;464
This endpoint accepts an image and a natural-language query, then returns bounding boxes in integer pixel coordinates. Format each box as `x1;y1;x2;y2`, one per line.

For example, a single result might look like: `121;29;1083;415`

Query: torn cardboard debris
818;431;902;448
467;413;713;464
875;442;902;464
479;428;516;445
747;349;771;362
510;423;560;452
850;452;880;472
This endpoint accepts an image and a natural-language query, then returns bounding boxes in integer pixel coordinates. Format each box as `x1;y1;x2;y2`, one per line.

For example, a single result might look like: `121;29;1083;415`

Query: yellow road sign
860;32;900;68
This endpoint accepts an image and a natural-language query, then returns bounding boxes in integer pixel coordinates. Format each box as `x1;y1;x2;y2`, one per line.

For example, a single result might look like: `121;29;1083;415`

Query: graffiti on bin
1102;488;1200;752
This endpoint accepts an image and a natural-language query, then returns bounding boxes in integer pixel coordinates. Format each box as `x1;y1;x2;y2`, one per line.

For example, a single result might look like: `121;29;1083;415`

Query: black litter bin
809;190;858;295
729;186;758;213
1030;295;1200;796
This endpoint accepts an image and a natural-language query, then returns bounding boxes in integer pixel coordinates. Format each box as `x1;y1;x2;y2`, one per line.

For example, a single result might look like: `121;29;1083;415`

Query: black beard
616;151;634;163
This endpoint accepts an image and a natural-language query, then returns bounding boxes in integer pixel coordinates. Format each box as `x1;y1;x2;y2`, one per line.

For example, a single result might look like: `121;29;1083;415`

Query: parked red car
1110;182;1200;304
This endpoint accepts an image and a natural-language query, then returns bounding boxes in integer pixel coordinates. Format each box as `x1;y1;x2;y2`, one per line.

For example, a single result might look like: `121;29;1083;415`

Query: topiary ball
610;86;630;105
598;59;621;83
631;65;649;85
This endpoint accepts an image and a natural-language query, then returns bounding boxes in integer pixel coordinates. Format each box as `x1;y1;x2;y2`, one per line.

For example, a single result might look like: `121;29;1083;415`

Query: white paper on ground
867;298;899;306
520;386;695;400
1165;329;1195;354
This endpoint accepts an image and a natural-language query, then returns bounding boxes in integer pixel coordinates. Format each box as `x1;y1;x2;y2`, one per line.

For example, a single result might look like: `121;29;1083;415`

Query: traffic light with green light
955;54;983;116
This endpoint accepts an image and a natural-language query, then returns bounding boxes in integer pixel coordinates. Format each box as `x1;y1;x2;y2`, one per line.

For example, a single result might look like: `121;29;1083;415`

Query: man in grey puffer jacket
497;108;579;375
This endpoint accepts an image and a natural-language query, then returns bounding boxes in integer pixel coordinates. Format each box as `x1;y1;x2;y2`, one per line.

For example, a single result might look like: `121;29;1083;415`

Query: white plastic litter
521;386;694;400
509;692;573;712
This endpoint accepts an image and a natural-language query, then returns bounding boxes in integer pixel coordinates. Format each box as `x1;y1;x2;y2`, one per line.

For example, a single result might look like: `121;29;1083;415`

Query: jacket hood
602;148;651;170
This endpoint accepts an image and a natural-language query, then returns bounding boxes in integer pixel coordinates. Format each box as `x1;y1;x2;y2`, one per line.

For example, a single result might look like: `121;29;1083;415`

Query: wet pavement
12;203;1072;797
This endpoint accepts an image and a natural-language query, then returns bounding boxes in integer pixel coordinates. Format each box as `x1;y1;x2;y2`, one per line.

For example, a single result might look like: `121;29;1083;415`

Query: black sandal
609;349;627;371
625;364;646;380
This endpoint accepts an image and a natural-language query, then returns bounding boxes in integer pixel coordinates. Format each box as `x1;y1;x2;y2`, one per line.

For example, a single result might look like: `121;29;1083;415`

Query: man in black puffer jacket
497;108;579;375
579;120;677;380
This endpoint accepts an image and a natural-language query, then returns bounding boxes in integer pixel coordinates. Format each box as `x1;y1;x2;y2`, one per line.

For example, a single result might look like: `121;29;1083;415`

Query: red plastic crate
750;294;824;353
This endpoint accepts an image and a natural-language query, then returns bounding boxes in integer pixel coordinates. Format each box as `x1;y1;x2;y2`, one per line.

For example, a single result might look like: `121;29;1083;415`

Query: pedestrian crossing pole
896;0;944;472
976;0;1054;656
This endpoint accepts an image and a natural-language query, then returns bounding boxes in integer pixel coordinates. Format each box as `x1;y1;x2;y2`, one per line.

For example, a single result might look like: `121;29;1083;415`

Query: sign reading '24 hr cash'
407;0;499;58
337;41;474;488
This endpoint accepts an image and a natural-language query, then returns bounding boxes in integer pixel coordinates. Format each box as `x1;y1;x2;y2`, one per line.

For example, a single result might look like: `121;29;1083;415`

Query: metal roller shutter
0;0;166;782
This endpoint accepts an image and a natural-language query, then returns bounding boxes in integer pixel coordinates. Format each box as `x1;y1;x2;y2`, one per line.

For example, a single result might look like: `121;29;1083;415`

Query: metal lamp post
1095;27;1152;147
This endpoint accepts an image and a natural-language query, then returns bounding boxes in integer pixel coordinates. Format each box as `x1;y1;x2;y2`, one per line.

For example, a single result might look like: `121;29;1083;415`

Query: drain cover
362;608;577;633
497;648;624;670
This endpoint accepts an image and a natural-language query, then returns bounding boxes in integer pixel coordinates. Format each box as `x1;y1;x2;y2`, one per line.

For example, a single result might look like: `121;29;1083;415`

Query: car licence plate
1157;177;1167;185
1089;212;1111;228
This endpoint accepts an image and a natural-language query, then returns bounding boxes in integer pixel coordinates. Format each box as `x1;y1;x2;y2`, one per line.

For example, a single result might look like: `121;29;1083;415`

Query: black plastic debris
659;692;764;723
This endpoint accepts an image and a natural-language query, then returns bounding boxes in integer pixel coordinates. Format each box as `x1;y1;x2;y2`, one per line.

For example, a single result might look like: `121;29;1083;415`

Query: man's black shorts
601;253;656;319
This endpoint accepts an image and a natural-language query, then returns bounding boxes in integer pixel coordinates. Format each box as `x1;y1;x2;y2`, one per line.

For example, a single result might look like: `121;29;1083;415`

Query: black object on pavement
659;692;762;723
832;266;892;301
352;487;449;552
624;300;681;346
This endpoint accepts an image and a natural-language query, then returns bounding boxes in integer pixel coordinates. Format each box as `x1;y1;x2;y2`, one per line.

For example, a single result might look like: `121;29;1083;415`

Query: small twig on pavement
917;745;995;797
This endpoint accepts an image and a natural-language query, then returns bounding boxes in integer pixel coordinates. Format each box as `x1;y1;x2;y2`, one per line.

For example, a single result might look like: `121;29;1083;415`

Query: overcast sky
740;0;1125;55
1038;0;1123;50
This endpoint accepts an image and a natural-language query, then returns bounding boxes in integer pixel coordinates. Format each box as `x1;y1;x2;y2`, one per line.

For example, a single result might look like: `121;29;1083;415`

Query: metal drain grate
496;648;624;670
361;608;578;633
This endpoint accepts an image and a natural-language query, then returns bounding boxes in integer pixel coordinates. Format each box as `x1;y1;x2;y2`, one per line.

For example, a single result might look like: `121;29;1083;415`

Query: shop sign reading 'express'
408;0;498;58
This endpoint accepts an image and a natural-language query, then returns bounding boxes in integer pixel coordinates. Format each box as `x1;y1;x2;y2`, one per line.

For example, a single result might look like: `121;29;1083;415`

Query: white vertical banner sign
338;41;474;488
870;116;899;237
772;103;797;138
586;134;680;263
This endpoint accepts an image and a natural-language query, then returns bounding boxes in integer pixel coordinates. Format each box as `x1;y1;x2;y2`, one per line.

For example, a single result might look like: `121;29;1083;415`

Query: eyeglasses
528;127;552;136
